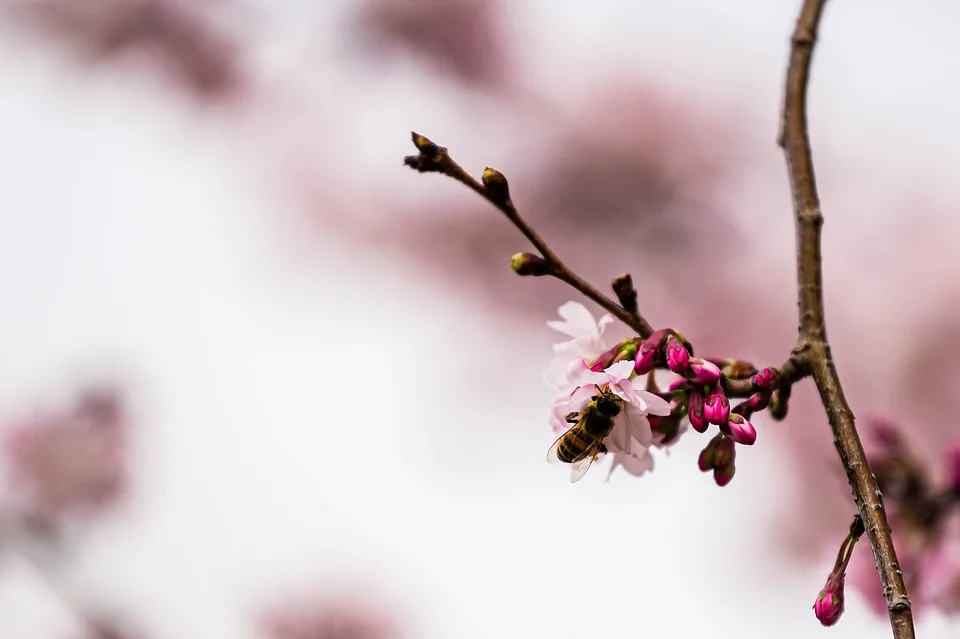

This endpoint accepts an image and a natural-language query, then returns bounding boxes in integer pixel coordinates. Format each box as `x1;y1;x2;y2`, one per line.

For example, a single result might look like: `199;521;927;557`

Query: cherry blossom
2;388;128;530
546;302;615;361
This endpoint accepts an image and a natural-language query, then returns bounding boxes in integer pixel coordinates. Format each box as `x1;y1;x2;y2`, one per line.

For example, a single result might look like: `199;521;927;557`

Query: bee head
595;391;622;417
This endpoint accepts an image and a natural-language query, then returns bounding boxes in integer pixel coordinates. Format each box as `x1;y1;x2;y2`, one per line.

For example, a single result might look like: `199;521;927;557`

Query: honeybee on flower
544;302;674;481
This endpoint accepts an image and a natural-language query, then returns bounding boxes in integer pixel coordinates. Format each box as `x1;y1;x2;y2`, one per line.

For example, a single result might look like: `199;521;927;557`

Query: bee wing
546;431;566;464
569;453;596;483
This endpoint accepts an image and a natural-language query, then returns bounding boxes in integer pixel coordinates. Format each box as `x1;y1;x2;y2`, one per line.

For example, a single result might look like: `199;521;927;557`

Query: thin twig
404;136;654;337
780;2;915;637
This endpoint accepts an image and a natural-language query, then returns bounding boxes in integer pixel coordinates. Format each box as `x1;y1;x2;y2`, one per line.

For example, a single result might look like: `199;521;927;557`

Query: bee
547;387;624;482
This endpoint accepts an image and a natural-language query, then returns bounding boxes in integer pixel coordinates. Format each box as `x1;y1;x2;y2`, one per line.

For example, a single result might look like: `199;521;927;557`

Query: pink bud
746;392;770;411
699;434;731;472
697;443;715;472
686;358;721;385
634;344;657;375
703;386;730;425
713;463;735;487
687;387;708;433
634;329;673;375
712;435;735;468
668;378;690;392
722;413;757;446
753;367;778;391
665;338;689;373
813;572;845;627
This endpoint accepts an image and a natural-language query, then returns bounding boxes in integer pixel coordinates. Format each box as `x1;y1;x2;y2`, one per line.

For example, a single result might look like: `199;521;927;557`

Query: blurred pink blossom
7;0;245;100
353;0;507;88
3;388;129;530
261;592;401;639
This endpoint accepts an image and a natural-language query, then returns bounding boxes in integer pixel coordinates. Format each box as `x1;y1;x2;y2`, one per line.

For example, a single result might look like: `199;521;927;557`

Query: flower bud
411;131;441;158
688;387;708;433
665;338;690;373
713;435;735;468
686;358;721;385
611;340;638;365
697;442;715;472
754;367;778;391
698;434;731;471
813;572;846;627
746;391;770;412
634;329;673;375
509;252;550;276
713;463;736;487
704;385;730;425
481;166;511;204
721;413;757;446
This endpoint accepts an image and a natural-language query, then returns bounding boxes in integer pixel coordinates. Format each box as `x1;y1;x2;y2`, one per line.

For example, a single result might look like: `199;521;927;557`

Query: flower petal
597;314;616;336
555;302;600;338
603;360;634;381
635;390;672;416
609;419;632;453
622;404;653;448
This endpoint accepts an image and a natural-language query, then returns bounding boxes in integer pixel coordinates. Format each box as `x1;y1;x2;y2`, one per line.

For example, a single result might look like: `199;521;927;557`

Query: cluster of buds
589;327;783;487
813;515;865;626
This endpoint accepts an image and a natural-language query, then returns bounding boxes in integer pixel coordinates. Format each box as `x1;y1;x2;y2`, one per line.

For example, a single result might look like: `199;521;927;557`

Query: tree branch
404;135;654;337
780;2;915;637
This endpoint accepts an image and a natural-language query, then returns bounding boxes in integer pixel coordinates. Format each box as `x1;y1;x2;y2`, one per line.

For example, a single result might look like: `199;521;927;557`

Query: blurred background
0;0;959;637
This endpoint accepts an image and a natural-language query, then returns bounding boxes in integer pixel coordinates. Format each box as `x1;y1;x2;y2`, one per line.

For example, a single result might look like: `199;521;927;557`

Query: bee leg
565;412;580;424
598;443;608;455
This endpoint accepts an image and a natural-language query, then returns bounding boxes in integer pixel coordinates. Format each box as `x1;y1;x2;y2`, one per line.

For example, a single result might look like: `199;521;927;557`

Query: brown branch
404;135;653;337
780;2;915;637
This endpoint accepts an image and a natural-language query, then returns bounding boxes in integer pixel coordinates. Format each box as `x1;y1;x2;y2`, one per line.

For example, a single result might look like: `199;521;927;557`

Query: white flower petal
622;404;653;448
543;357;574;390
608;420;632;453
553;302;600;339
568;365;610;389
567;385;596;410
635;390;672;416
620;449;655;477
597;313;616;336
603;360;634;381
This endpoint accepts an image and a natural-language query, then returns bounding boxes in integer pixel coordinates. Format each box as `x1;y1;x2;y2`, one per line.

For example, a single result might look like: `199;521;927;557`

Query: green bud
410;131;441;159
510;252;550;276
482;166;511;204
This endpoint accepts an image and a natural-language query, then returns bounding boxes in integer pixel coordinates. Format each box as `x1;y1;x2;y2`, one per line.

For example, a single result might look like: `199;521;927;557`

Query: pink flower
3;389;128;528
548;360;674;481
605;436;654;481
260;591;399;639
814;571;846;627
564;360;672;418
917;541;960;614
